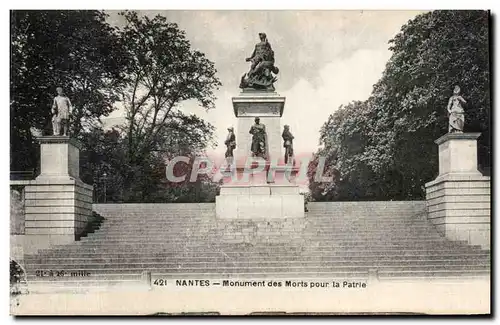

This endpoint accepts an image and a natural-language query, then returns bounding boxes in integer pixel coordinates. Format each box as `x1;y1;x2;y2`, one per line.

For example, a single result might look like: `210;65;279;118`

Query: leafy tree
314;10;490;201
79;114;218;203
117;11;221;167
10;10;128;172
11;10;221;203
108;11;222;199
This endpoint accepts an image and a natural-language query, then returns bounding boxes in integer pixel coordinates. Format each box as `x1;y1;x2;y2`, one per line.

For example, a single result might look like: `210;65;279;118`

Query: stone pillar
425;133;490;249
216;90;304;220
23;136;93;252
232;90;285;167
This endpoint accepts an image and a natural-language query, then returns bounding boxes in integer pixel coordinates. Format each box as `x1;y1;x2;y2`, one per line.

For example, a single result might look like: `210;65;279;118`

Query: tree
79;116;218;203
117;11;221;169
315;10;490;201
10;10;128;172
367;10;490;198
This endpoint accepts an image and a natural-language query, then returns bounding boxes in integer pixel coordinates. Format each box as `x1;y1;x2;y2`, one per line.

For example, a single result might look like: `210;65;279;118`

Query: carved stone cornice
232;93;286;117
36;136;82;150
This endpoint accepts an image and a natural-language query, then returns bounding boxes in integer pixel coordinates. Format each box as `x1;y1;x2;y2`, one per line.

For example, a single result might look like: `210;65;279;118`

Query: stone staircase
23;202;490;291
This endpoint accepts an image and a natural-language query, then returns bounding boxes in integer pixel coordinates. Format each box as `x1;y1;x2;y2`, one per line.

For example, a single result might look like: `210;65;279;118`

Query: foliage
10;259;28;307
312;10;490;201
10;10;128;171
118;11;221;166
79;113;218;203
11;10;222;203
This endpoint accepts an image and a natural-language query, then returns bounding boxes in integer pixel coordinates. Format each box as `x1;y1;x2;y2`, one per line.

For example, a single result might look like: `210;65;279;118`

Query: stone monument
216;33;304;222
20;89;93;252
425;87;490;249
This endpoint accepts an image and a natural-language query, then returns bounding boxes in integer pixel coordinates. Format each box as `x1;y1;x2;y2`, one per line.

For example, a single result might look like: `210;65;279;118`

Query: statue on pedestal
249;117;267;158
224;127;236;158
51;87;73;136
240;33;279;90
282;125;294;164
447;85;466;133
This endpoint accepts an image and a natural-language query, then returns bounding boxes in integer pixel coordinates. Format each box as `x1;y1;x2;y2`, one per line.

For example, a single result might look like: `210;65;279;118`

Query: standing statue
239;33;279;90
51;87;73;136
249;117;267;158
282;125;294;164
447;85;466;133
224;127;236;158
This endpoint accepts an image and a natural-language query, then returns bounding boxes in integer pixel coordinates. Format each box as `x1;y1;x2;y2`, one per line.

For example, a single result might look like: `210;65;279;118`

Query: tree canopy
311;10;490;201
11;10;222;203
10;10;128;171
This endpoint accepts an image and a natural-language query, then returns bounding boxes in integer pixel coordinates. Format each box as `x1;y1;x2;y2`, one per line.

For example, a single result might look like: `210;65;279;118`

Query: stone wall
426;175;490;249
216;218;306;244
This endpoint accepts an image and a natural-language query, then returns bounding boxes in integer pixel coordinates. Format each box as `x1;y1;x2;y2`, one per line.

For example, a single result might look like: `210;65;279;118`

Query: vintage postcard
9;9;491;315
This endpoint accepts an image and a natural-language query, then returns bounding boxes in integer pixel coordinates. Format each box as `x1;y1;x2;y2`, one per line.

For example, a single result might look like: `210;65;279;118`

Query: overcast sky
105;10;424;157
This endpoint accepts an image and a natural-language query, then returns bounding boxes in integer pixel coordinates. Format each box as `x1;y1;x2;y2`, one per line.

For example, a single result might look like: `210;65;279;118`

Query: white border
2;1;497;323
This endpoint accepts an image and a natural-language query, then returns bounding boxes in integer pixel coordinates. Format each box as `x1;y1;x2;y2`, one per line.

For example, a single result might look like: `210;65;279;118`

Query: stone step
90;225;437;234
24;259;490;270
26;250;489;261
100;217;428;222
79;236;447;243
304;223;437;228
307;213;426;217
77;238;451;245
35;248;485;258
38;241;472;253
24;265;490;275
24;253;490;264
54;237;483;246
92;226;443;235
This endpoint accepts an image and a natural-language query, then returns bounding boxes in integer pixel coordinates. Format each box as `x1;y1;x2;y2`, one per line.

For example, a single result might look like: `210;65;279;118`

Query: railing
10;170;35;181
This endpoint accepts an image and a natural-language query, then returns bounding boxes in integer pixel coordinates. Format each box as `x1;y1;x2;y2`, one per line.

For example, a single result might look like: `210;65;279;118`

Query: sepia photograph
9;8;491;315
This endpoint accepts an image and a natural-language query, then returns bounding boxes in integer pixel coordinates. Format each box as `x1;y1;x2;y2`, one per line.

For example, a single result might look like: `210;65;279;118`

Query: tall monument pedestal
425;133;490;249
23;136;93;251
216;90;304;221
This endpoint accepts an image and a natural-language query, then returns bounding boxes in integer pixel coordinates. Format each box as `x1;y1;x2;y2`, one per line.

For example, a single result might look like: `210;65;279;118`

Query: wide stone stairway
23;202;490;291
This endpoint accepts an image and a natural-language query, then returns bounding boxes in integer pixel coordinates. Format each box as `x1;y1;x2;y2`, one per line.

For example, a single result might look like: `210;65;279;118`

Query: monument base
24;178;93;247
20;136;93;251
215;217;306;244
216;184;304;219
425;173;490;249
425;132;490;249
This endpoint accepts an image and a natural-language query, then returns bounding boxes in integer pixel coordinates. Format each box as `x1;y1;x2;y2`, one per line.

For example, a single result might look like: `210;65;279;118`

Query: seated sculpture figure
240;33;279;90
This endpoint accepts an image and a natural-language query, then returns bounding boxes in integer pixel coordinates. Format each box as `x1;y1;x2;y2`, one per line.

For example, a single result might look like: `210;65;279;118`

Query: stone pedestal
425;133;490;249
37;136;81;180
232;90;285;167
216;90;304;220
22;136;93;251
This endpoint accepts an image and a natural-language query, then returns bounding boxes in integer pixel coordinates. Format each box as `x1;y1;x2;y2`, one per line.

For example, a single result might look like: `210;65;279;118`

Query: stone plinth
20;136;93;252
435;133;483;176
37;136;81;181
216;218;306;244
425;133;490;249
216;184;304;219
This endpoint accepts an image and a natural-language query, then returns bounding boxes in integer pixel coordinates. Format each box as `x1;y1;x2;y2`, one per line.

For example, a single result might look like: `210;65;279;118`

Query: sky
104;10;424;157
